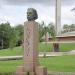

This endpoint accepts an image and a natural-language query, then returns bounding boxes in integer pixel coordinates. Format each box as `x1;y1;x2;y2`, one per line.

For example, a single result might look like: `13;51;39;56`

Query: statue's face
27;8;38;21
27;9;34;21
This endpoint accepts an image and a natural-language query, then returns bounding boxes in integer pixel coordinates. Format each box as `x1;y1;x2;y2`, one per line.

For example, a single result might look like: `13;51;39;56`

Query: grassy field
0;55;75;73
0;43;75;56
40;55;75;72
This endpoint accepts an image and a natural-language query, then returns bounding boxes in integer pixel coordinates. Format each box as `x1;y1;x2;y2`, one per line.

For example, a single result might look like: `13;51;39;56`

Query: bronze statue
27;8;38;21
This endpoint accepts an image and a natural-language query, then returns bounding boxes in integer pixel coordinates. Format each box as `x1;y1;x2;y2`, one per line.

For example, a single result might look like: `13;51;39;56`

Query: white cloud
61;6;75;25
1;0;75;6
0;0;75;27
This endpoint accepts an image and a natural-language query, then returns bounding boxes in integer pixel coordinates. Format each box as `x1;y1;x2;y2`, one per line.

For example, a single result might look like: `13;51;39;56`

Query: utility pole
53;0;61;52
55;0;61;36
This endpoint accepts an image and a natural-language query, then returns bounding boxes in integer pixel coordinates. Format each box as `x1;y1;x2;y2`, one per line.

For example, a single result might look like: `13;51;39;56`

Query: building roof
42;31;75;39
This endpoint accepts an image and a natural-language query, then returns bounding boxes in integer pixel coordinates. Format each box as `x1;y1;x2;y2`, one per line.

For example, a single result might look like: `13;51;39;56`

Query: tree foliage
48;23;56;40
39;22;45;42
62;24;75;33
1;21;75;50
0;22;24;50
0;22;11;49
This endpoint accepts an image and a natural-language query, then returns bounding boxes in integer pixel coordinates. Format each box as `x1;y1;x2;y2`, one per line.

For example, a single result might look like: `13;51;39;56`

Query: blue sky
0;0;75;26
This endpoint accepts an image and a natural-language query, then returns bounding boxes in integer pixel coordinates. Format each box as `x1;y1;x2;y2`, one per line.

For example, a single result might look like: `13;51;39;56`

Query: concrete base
15;65;47;75
15;66;24;75
36;66;47;75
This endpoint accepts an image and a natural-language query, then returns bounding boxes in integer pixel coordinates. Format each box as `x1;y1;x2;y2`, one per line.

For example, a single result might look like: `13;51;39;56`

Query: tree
48;23;59;52
48;23;56;41
69;24;75;31
63;24;69;33
0;22;24;50
9;24;24;49
43;25;49;46
9;28;18;49
39;21;45;42
62;24;75;33
14;24;24;46
0;22;11;49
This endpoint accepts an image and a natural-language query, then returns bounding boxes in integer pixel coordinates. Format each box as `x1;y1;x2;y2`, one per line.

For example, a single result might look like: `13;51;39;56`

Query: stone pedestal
23;21;39;72
15;66;24;75
36;66;47;75
16;21;47;75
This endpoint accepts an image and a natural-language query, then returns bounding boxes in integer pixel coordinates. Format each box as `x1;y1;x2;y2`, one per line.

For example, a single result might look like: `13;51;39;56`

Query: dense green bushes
0;22;23;50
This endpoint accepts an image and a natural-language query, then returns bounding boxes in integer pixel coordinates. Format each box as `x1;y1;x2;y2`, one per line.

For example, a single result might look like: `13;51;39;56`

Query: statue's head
27;8;38;21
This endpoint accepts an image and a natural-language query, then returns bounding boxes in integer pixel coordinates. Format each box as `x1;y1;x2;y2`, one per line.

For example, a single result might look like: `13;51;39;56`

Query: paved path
0;53;63;61
42;41;75;43
48;71;75;75
0;50;75;61
0;56;22;61
68;50;75;55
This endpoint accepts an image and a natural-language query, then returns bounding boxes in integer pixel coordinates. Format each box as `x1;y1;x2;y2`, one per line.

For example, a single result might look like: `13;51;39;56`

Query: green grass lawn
0;60;23;73
0;55;75;73
0;43;75;56
40;55;75;72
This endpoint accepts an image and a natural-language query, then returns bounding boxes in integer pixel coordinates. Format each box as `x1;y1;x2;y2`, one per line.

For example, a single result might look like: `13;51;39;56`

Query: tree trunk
53;43;59;52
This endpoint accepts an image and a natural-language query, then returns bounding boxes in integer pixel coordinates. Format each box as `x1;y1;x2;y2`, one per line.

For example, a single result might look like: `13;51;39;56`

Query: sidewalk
42;41;75;43
0;50;75;61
